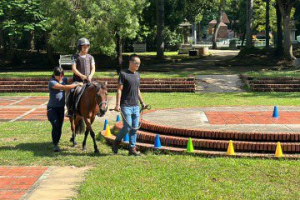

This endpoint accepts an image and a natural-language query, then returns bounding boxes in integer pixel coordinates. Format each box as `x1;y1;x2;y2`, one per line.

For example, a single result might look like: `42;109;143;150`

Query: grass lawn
0;121;299;200
0;93;300;199
0;71;191;79
244;70;300;79
1;92;300;106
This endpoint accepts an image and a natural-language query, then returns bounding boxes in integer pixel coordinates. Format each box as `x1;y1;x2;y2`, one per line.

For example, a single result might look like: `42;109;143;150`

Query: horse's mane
92;81;107;92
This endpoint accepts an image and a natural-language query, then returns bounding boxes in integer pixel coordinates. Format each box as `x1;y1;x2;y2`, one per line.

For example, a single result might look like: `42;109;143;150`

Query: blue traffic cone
123;133;129;143
154;134;162;148
272;106;279;118
103;119;108;130
116;115;121;122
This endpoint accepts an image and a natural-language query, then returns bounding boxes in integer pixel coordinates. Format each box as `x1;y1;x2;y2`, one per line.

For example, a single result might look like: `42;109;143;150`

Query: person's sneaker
54;145;61;152
112;140;121;154
129;147;141;156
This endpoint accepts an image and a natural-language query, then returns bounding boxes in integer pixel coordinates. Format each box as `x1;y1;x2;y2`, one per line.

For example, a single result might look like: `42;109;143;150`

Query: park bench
133;43;147;52
59;55;73;68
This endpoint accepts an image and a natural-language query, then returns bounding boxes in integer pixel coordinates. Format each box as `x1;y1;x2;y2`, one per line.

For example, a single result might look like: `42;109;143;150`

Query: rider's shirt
71;54;95;82
48;77;68;108
118;70;140;107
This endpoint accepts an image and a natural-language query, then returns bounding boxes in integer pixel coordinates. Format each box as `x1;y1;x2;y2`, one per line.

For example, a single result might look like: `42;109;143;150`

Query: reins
110;104;151;131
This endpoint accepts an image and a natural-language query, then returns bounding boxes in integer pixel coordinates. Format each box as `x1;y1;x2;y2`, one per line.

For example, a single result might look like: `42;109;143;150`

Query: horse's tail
76;118;85;134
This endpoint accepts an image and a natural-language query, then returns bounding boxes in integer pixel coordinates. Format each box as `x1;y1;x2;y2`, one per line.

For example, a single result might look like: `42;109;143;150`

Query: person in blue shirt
47;67;83;152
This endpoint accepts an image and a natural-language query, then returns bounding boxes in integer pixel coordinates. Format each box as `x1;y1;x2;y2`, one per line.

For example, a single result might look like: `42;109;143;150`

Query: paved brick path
0;96;116;122
0;166;48;200
206;111;300;124
0;166;88;200
0;97;48;122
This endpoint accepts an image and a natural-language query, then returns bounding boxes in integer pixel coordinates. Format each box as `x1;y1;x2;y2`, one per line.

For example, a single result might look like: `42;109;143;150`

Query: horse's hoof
82;146;87;151
94;149;100;154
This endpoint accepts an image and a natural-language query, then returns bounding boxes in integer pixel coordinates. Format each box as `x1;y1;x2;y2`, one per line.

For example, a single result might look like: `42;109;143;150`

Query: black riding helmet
77;38;90;51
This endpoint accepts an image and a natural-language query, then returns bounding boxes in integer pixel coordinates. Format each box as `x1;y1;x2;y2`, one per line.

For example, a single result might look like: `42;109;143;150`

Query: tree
277;0;298;60
246;0;254;47
275;1;283;55
212;0;226;49
156;0;164;59
0;0;46;55
266;0;270;49
40;0;148;64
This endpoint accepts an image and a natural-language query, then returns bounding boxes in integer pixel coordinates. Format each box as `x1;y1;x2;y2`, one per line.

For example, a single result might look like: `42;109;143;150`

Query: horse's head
94;81;108;117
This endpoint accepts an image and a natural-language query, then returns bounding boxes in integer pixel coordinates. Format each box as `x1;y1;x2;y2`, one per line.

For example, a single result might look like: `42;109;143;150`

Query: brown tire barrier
242;75;300;92
116;123;300;153
0;77;196;93
137;120;300;142
101;131;300;159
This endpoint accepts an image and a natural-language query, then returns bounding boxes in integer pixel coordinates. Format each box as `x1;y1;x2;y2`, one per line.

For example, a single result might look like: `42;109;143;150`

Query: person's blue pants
116;106;140;148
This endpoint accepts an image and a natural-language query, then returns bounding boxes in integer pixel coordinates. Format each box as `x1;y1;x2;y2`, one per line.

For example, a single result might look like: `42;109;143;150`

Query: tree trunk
266;0;270;49
116;32;123;74
212;0;225;49
275;1;283;55
0;30;4;50
246;0;253;48
45;33;55;65
156;0;164;59
29;30;35;50
282;15;295;60
278;0;297;60
241;32;246;47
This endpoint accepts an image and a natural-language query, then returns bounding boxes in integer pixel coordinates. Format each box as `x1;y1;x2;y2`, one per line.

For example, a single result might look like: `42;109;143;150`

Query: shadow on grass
0;142;110;157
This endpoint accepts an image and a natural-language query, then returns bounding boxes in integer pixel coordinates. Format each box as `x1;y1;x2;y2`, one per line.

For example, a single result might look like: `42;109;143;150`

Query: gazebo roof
208;13;230;25
208;21;228;27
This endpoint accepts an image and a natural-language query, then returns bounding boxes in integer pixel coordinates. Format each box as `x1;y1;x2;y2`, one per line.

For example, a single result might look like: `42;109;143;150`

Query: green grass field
244;70;300;78
0;71;191;79
0;93;300;199
2;92;300;107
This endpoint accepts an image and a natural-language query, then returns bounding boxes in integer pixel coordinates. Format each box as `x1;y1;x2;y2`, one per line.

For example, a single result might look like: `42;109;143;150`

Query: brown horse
69;81;108;153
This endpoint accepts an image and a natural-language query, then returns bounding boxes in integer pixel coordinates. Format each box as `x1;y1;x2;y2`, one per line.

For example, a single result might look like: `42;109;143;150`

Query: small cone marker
272;106;279;118
103;119;108;130
186;138;194;153
104;125;112;137
275;142;283;158
154;134;162;148
123;133;129;143
227;140;235;155
116;115;121;122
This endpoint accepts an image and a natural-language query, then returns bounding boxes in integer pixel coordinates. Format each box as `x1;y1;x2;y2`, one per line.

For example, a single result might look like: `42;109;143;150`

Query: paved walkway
0;166;88;200
196;75;244;92
0;97;48;122
143;107;300;133
0;96;116;122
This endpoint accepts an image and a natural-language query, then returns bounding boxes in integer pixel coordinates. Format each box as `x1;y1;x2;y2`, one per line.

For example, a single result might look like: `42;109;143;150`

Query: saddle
73;83;90;111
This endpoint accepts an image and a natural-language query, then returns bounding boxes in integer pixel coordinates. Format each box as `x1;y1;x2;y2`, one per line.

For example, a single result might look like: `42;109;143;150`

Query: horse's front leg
84;117;99;154
82;127;89;151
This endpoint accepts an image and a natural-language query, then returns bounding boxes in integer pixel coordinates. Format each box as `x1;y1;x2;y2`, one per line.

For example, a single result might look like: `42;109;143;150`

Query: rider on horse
67;38;96;116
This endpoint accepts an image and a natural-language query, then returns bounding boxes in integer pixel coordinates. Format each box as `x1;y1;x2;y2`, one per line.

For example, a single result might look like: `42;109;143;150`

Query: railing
196;39;271;48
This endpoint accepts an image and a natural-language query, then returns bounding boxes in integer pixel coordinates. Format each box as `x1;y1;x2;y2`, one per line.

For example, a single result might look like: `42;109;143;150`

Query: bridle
94;84;108;116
